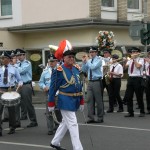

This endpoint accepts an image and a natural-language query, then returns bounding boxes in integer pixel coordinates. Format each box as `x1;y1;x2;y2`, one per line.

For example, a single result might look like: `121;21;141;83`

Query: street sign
129;21;144;40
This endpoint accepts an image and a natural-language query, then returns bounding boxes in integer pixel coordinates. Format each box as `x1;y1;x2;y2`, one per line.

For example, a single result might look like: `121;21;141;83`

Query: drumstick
16;86;20;92
0;90;4;94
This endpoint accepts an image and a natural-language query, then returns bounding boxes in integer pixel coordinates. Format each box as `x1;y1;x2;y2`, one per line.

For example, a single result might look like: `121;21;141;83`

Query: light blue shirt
39;67;54;90
16;59;32;83
0;64;22;87
82;55;102;80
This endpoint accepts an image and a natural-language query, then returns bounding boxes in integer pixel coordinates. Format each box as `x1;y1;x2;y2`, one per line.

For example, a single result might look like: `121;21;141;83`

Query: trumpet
126;52;148;59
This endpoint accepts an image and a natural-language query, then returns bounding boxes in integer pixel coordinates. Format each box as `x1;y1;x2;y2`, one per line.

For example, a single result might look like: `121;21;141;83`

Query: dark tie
3;65;8;84
149;65;150;75
19;63;21;67
130;61;134;74
51;68;54;74
110;66;115;80
90;59;93;80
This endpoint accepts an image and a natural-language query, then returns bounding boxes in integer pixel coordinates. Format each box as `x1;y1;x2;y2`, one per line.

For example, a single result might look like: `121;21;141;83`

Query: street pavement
0;92;150;150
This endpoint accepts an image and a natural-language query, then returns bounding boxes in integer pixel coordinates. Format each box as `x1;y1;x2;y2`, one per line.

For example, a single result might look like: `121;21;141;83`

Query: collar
112;62;118;66
64;63;73;69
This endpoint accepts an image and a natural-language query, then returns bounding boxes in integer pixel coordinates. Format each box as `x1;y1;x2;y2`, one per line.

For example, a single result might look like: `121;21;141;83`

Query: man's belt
0;86;15;89
23;81;32;85
59;91;83;97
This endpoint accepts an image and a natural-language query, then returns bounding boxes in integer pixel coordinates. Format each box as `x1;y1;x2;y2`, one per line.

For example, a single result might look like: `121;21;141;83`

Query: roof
8;18;130;33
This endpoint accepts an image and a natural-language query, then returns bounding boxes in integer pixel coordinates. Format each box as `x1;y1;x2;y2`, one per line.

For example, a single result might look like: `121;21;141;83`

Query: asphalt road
0;102;150;150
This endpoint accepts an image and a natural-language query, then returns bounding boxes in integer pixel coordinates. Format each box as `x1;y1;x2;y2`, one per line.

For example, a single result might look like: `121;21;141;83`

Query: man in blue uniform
82;47;104;123
39;54;61;135
16;49;38;127
0;51;22;136
48;40;84;150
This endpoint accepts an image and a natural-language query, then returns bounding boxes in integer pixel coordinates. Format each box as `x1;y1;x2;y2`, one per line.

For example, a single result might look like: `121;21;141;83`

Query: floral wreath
96;31;116;50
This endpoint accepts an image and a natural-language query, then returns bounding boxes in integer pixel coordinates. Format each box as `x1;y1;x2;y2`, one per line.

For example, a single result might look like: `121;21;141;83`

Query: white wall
22;0;89;24
0;0;22;27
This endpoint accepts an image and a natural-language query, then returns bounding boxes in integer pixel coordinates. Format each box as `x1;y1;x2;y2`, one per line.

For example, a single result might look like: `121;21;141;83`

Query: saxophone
104;63;111;85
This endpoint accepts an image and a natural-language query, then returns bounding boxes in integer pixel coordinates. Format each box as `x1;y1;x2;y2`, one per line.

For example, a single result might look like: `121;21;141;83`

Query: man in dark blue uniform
48;40;84;150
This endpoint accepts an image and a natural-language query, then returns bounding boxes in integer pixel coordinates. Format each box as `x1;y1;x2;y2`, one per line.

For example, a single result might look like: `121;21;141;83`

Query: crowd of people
0;42;150;150
0;49;38;136
82;46;150;120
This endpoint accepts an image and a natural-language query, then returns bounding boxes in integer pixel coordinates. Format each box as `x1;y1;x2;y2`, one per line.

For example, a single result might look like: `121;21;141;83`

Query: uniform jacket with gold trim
48;64;84;111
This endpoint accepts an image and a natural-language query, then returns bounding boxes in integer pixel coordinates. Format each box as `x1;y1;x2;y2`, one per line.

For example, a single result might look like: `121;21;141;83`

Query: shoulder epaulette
74;64;80;70
57;65;63;71
25;60;30;63
43;68;48;71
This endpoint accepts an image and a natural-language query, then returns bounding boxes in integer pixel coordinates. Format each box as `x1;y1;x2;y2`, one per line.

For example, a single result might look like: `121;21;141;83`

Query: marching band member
39;54;61;135
101;48;112;104
48;40;84;150
10;50;22;128
0;51;22;136
143;49;150;114
107;54;124;113
16;49;38;127
124;47;145;117
122;48;132;105
82;47;104;123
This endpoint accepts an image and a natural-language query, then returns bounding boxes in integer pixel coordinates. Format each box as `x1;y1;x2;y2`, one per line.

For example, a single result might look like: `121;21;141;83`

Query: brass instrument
103;62;111;85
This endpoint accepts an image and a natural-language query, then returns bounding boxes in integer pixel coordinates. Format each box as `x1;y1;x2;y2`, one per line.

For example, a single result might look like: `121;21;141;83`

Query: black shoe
139;113;145;117
2;118;9;122
50;144;66;150
48;131;54;135
8;129;15;134
15;124;21;128
0;132;2;136
114;103;118;107
86;119;95;124
136;106;140;109
117;109;124;112
146;111;150;114
106;109;114;113
123;101;127;105
20;116;28;120
124;113;134;117
96;119;104;123
27;122;38;128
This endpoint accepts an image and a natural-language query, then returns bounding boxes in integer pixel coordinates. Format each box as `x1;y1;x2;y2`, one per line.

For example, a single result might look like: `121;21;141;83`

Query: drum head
1;91;20;107
1;91;20;100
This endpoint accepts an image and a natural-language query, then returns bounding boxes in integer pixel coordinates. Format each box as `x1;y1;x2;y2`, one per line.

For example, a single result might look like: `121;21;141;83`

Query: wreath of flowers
96;31;115;50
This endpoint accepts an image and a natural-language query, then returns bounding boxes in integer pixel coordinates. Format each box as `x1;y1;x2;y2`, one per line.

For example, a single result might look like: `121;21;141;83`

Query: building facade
0;0;149;80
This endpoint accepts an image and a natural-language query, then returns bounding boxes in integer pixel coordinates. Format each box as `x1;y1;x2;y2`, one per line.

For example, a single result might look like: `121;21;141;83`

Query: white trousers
51;110;83;150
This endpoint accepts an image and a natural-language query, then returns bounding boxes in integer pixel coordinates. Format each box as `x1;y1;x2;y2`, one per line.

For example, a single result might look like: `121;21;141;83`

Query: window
127;0;141;12
128;0;139;9
101;0;117;11
101;0;114;7
0;0;12;16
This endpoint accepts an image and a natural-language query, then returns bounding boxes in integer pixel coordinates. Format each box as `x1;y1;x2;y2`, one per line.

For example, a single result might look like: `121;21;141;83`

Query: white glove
79;105;84;112
48;107;55;112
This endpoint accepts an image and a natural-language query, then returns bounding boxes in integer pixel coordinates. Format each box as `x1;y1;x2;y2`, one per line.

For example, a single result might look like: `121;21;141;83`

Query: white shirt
110;62;123;78
145;61;150;76
126;57;144;77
